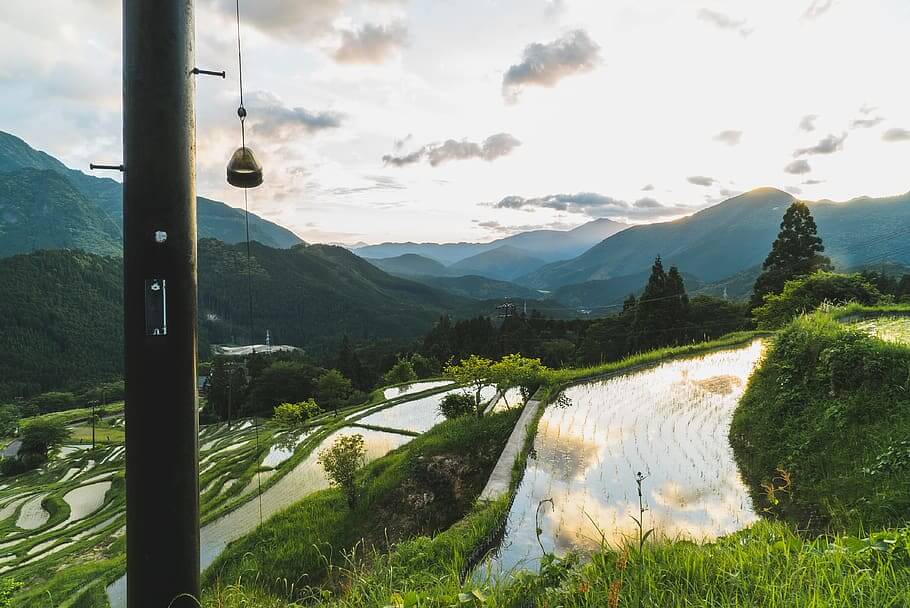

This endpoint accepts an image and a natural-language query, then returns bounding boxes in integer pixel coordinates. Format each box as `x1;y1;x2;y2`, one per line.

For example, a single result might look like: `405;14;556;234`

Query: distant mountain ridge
354;218;628;265
449;245;546;281
0;131;303;256
519;187;910;289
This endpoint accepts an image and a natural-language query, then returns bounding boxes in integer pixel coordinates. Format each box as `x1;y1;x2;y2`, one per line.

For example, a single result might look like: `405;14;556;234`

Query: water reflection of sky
383;380;453;400
485;341;765;577
360;386;497;434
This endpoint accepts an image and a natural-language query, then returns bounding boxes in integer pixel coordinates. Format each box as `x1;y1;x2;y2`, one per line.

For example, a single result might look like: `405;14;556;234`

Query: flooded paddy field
484;341;766;577
853;315;910;345
0;381;463;606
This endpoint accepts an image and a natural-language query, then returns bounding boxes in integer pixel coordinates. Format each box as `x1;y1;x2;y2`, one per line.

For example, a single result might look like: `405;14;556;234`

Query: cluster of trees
418;267;747;369
1;380;124;419
748;200;894;328
205;351;361;420
1;418;71;476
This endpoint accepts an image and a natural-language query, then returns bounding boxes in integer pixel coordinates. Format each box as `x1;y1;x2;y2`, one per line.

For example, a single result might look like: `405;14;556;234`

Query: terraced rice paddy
853;315;910;345
358;385;497;433
383;380;452;400
0;381;458;607
484;341;766;577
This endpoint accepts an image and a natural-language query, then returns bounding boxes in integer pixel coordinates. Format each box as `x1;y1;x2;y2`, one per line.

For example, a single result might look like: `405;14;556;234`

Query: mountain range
354;217;628;265
0;131;303;255
519;187;910;289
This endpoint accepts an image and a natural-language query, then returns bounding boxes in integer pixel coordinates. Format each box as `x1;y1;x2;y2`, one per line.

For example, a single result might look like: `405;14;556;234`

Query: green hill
0;131;303;255
0;242;472;399
198;239;473;351
0;169;122;257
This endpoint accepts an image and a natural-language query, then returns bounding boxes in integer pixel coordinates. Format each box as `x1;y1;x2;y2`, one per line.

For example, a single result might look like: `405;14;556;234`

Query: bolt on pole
123;1;200;606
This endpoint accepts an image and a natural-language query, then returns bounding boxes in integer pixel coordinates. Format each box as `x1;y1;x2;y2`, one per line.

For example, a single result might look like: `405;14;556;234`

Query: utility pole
122;1;200;606
91;400;97;450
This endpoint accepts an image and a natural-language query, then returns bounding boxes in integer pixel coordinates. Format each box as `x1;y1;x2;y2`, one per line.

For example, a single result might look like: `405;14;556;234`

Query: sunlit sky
2;0;909;244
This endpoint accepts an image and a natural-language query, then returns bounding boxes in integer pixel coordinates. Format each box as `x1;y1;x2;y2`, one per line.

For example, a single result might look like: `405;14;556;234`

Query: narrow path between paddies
482;340;766;578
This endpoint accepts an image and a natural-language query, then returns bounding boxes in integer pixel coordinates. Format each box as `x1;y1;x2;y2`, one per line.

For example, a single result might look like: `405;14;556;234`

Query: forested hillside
0;250;123;399
0;131;303;255
0;242;474;399
0;169;121;257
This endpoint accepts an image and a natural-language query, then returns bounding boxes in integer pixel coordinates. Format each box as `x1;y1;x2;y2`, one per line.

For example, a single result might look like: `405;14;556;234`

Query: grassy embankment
731;311;910;531
204;409;521;605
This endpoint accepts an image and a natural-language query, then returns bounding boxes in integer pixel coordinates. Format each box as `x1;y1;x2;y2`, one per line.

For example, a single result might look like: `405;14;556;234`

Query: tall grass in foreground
497;522;910;608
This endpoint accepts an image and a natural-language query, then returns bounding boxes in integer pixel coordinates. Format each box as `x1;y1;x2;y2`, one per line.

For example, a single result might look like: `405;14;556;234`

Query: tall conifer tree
751;201;831;308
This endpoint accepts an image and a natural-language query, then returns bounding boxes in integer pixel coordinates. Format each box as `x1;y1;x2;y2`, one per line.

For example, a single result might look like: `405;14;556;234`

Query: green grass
489;522;910;608
544;331;770;386
69;422;124;444
731;311;910;532
203;410;520;604
21;402;125;428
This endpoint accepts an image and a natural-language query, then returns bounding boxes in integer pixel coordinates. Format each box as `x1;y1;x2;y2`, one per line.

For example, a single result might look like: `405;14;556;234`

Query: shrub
754;272;882;329
0;457;27;477
317;433;366;508
315;369;353;411
19;418;70;457
383;359;418;386
273;398;321;425
438;392;475;419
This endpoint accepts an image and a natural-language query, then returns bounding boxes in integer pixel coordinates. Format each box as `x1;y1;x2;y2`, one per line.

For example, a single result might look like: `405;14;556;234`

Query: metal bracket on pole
192;67;225;78
90;163;124;172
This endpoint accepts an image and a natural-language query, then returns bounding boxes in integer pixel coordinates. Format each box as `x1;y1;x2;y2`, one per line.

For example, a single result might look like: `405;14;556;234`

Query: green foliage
0;578;23;607
631;256;690;350
492;522;910;608
731;312;910;530
491;354;547;399
0;405;18;437
407;352;442;378
751;201;832;308
438;392;476;419
0;249;123;400
318;434;367;508
335;335;372;391
316;370;354;411
246;360;326;415
445;355;495;416
205;358;250;421
273;399;322;426
20;418;70;458
754;271;882;328
383;359;418;386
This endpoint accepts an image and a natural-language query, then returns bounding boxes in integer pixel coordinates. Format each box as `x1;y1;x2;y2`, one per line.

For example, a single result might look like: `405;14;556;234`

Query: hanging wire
233;0;264;527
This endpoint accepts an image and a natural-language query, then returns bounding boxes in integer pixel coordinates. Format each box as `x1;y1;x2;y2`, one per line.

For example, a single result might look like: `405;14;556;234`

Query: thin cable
244;189;264;525
235;0;246;149
235;0;263;527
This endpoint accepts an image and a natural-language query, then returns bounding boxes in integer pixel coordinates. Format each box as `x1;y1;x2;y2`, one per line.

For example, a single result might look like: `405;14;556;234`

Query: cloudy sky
2;0;909;244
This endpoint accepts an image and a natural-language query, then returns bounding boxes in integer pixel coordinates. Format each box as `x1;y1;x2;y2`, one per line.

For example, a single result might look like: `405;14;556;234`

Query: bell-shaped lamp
226;146;263;188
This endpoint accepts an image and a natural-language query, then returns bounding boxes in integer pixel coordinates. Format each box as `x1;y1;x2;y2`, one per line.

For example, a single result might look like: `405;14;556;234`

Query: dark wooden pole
123;1;200;606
